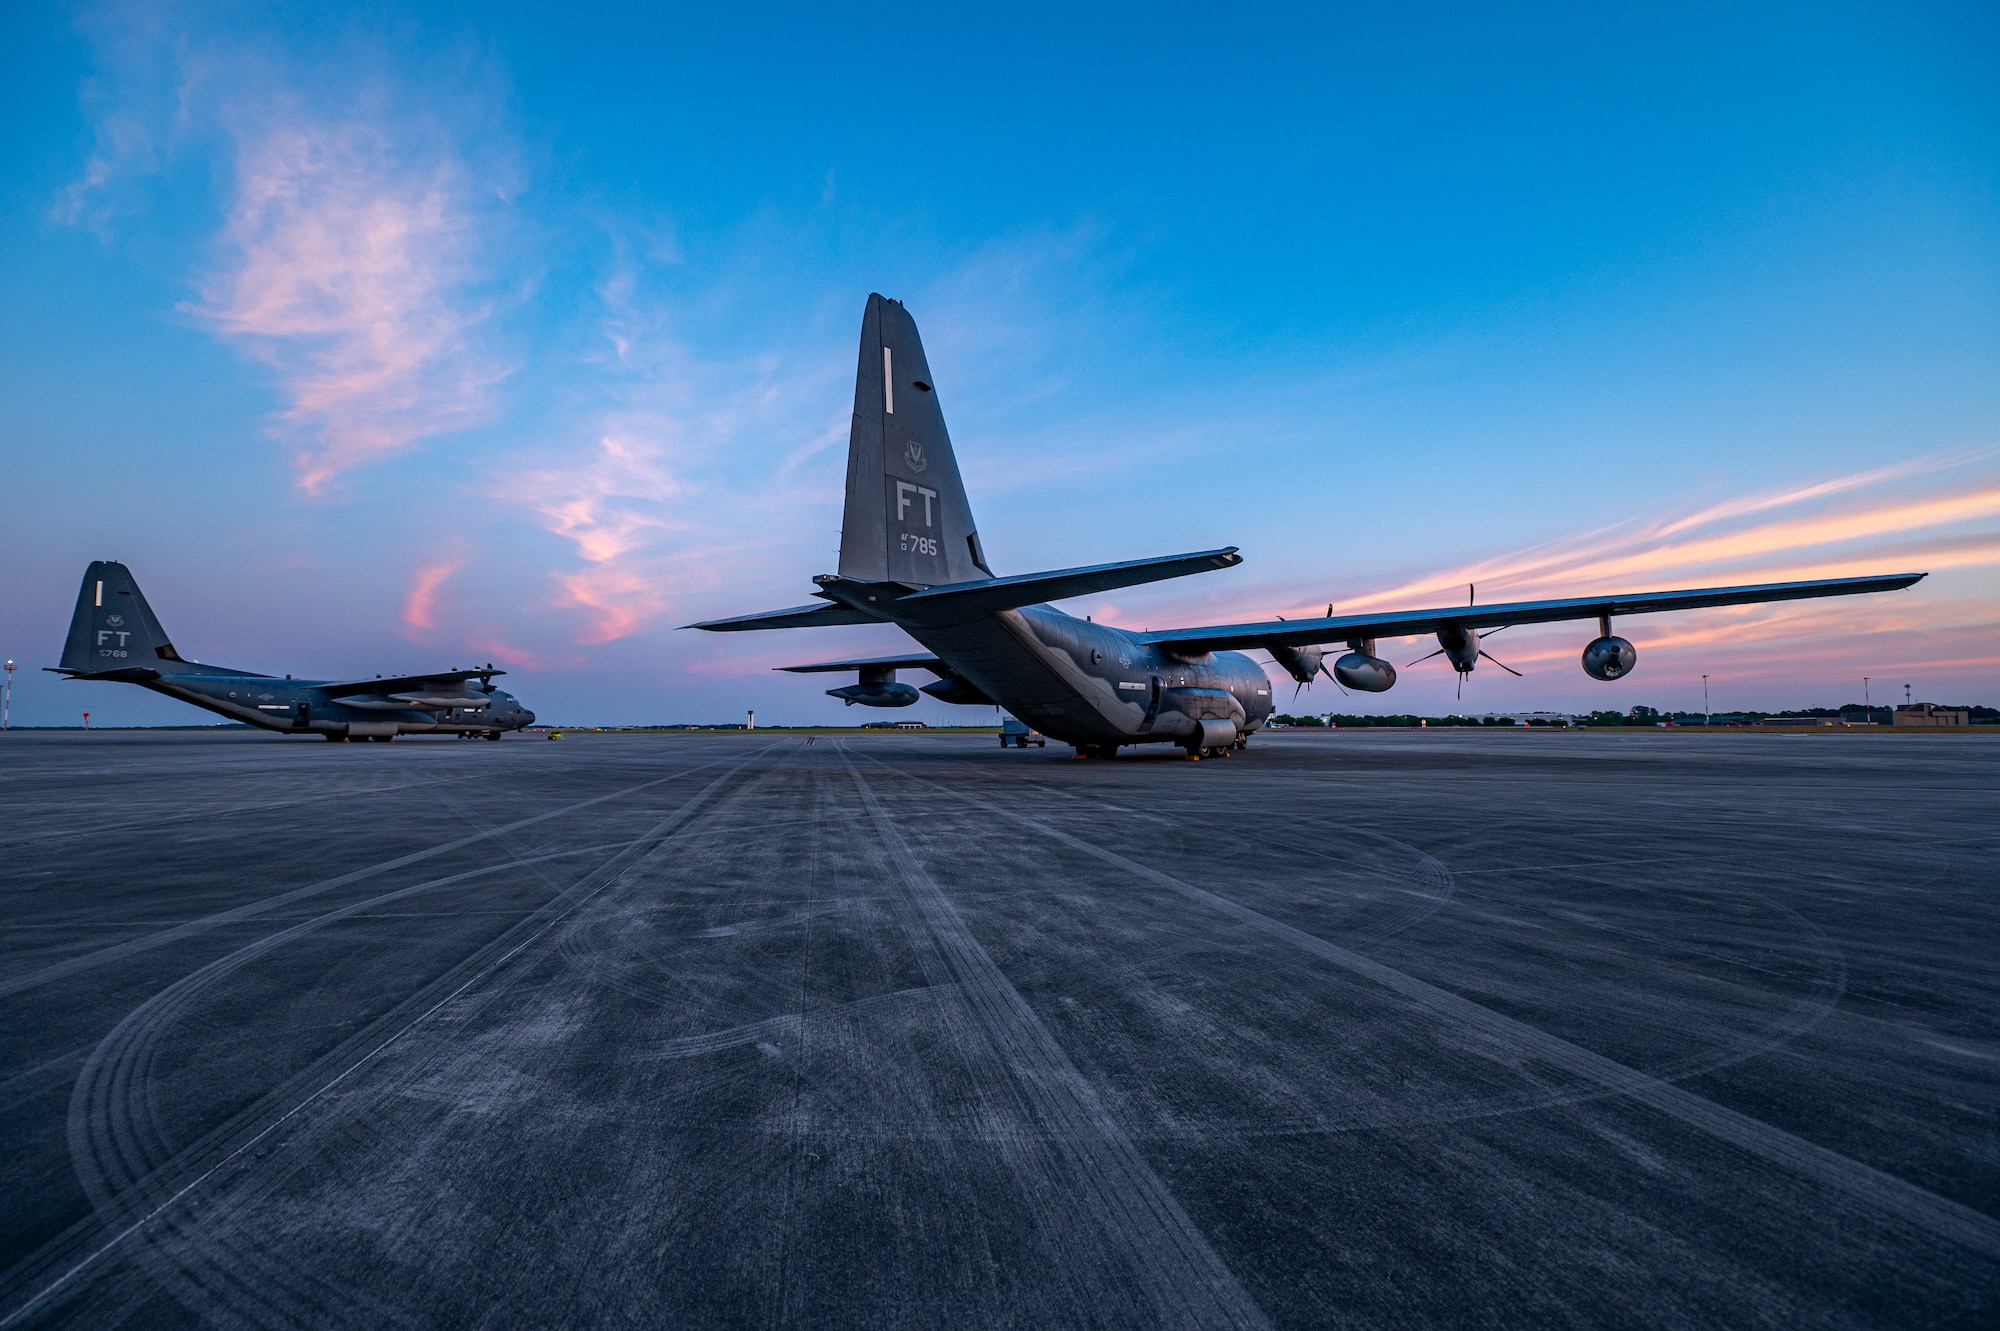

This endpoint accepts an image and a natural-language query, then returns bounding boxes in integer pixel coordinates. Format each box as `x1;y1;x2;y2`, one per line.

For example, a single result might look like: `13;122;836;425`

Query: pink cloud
401;559;461;633
191;111;510;492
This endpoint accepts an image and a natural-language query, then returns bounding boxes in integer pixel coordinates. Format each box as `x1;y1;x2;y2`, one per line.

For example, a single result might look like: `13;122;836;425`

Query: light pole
1863;676;1870;722
2;660;13;731
1702;674;1710;728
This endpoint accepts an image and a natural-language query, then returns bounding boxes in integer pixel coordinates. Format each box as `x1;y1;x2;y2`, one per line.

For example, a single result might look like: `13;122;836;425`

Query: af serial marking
690;293;1924;760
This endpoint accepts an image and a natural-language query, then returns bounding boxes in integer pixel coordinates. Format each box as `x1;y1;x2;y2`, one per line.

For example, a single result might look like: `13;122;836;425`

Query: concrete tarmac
0;728;1994;1328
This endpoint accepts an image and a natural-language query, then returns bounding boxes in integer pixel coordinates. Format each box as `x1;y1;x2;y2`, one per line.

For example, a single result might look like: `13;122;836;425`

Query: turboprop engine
826;665;920;708
1435;625;1481;672
1267;642;1326;686
1332;638;1397;692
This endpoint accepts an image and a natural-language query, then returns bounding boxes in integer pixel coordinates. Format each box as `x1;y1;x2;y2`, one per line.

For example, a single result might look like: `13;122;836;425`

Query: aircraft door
1146;675;1164;721
293;702;311;731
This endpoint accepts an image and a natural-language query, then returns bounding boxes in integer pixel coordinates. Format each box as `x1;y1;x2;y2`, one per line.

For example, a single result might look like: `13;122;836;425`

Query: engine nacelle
1581;636;1637;681
1436;625;1480;672
1333;651;1397;692
1267;642;1326;686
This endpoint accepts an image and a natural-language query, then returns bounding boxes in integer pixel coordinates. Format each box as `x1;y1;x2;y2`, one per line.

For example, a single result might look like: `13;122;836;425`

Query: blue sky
2;2;1995;726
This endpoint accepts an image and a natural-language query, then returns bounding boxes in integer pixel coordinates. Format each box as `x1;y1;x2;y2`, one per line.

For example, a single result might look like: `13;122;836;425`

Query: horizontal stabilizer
45;665;164;683
1141;573;1927;655
322;668;506;699
776;653;947;674
873;548;1242;622
686;602;884;633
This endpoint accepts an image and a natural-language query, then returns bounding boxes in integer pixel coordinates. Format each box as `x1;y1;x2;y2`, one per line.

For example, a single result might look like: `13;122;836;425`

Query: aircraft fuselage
905;604;1274;750
126;672;536;739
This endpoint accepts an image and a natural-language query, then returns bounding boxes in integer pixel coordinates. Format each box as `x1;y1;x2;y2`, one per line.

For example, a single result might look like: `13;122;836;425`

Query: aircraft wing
775;653;948;674
321;668;507;699
686;602;884;632
881;548;1243;619
1138;573;1927;655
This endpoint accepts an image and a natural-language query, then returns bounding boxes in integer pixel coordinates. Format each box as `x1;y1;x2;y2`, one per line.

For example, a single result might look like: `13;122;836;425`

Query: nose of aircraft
521;710;536;727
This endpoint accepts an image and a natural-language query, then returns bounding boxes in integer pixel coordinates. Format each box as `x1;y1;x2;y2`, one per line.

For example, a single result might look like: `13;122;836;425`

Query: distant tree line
1275;713;1563;728
1271;702;1996;729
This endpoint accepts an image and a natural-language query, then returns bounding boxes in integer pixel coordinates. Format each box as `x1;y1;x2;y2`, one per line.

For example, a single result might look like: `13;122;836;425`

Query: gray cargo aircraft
49;561;535;741
691;294;1924;758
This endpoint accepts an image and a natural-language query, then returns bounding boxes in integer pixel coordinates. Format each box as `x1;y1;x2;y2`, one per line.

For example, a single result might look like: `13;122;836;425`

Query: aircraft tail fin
837;294;992;588
59;561;203;675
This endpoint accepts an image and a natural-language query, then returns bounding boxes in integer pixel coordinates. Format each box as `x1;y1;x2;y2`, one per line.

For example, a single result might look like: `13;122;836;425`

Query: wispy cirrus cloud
62;13;519;492
1292;449;2000;619
192;108;513;492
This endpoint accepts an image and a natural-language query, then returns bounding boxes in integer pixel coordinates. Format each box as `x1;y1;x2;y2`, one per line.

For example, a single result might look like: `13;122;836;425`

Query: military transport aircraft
691;294;1924;759
49;561;535;741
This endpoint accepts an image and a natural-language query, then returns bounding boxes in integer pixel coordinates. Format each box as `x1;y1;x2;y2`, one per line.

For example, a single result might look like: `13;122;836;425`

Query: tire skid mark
837;745;1270;1331
964;789;2000;1262
0;773;475;849
4;749;782;1330
922;767;1459;944
914;752;1851;1110
42;845;623;1330
619;986;950;1065
0;756;744;1002
548;764;804;1023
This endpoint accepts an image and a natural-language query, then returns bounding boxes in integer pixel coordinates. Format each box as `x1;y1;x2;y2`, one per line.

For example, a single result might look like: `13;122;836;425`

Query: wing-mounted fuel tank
1581;615;1637;681
827;664;920;708
1332;638;1397;692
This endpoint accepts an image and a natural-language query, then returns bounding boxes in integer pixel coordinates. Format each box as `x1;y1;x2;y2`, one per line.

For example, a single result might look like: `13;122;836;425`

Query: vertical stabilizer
60;562;198;674
837;294;991;587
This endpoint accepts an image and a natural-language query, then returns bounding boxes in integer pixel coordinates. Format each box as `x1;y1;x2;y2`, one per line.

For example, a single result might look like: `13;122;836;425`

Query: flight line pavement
0;728;1994;1328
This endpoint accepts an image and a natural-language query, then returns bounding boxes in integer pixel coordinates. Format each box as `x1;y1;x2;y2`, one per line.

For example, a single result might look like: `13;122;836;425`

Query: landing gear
1070;743;1119;760
486;732;502;741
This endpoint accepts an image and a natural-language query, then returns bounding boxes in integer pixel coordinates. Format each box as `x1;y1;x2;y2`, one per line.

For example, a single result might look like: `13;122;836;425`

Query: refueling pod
1582;636;1637;681
1580;615;1637;681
